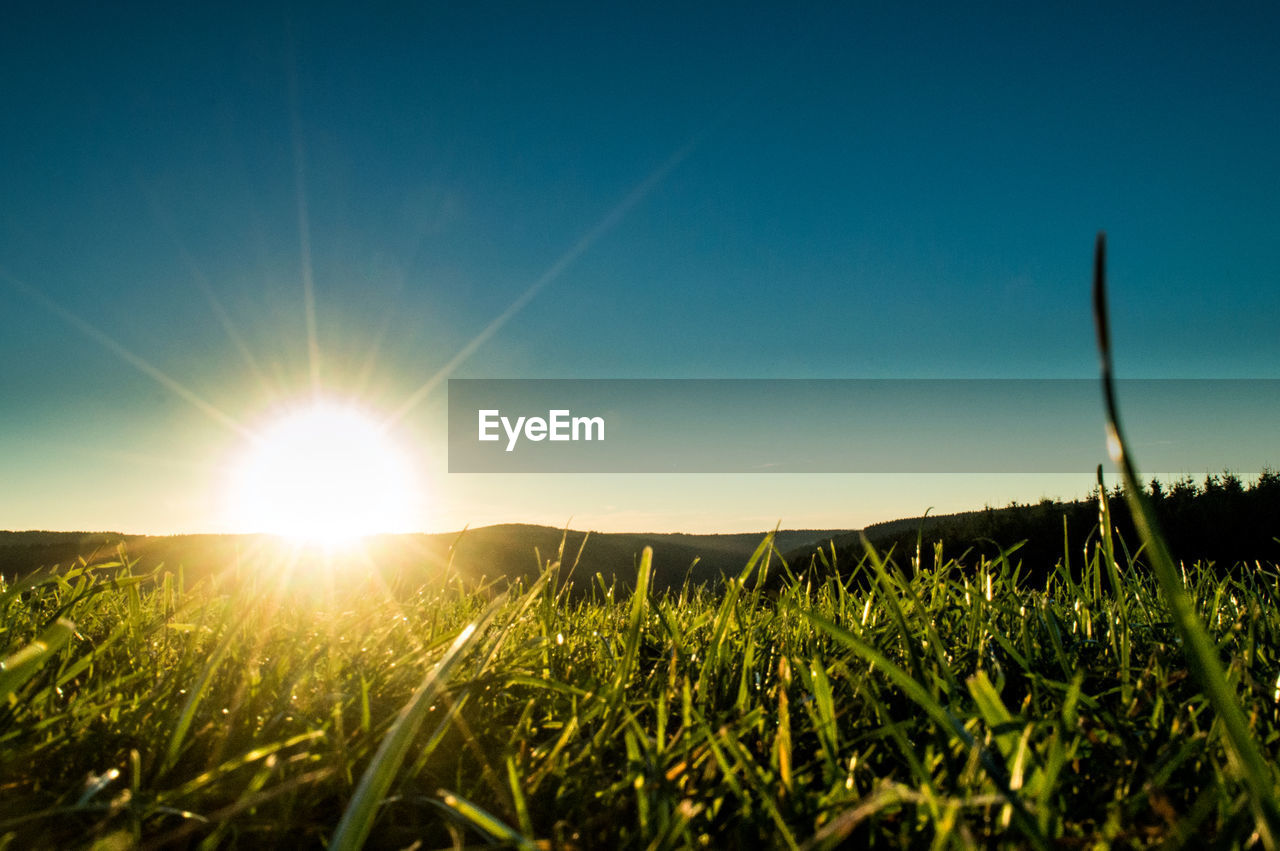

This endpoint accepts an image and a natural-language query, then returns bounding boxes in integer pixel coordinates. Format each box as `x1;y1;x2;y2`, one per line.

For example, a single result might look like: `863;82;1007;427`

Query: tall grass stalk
1093;230;1280;844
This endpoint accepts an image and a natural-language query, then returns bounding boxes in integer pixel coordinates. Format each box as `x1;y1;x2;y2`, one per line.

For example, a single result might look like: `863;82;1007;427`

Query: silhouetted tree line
837;470;1280;584
0;532;135;582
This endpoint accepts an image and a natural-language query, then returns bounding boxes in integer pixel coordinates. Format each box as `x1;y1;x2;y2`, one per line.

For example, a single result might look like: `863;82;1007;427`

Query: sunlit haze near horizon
2;3;1278;536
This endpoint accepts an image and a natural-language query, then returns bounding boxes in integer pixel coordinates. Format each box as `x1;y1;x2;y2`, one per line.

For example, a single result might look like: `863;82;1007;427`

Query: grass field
3;523;1280;849
4;241;1276;849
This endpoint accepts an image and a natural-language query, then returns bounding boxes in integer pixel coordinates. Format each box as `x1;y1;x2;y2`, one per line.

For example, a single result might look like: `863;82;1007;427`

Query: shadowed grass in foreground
2;526;1280;848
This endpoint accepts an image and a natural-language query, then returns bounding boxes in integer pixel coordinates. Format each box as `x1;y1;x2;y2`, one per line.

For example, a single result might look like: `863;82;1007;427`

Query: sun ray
286;31;323;397
353;307;397;398
141;186;278;401
386;127;713;427
0;268;251;438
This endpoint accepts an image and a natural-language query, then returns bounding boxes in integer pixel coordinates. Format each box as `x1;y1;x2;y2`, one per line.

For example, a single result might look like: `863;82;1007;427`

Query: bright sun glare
227;400;420;545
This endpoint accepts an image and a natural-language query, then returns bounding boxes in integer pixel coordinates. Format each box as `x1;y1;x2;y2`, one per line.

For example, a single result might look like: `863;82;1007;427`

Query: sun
226;399;421;545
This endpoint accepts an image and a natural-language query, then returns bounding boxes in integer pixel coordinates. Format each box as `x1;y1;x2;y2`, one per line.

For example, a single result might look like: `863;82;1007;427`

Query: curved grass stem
1092;231;1280;846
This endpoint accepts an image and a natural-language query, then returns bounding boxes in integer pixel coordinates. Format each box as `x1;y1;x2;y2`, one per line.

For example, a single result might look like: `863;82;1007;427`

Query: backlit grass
3;527;1280;848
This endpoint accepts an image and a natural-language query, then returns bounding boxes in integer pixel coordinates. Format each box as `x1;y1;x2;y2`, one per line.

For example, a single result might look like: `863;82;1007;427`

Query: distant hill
10;471;1277;596
426;525;850;592
0;525;850;594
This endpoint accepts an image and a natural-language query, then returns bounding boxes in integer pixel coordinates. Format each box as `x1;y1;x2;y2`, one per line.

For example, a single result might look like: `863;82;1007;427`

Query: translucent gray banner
446;379;1279;473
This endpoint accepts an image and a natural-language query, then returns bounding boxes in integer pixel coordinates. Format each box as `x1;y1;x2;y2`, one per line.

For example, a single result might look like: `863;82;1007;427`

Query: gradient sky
2;2;1277;534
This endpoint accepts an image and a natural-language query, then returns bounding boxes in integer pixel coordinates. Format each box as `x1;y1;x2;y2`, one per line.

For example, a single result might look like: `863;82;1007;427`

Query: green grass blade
329;595;506;851
434;787;538;850
1093;231;1280;844
161;603;248;775
794;606;1050;851
0;618;75;704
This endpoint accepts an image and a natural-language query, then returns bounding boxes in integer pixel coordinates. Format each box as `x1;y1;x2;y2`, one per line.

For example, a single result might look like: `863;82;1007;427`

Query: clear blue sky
2;2;1277;534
